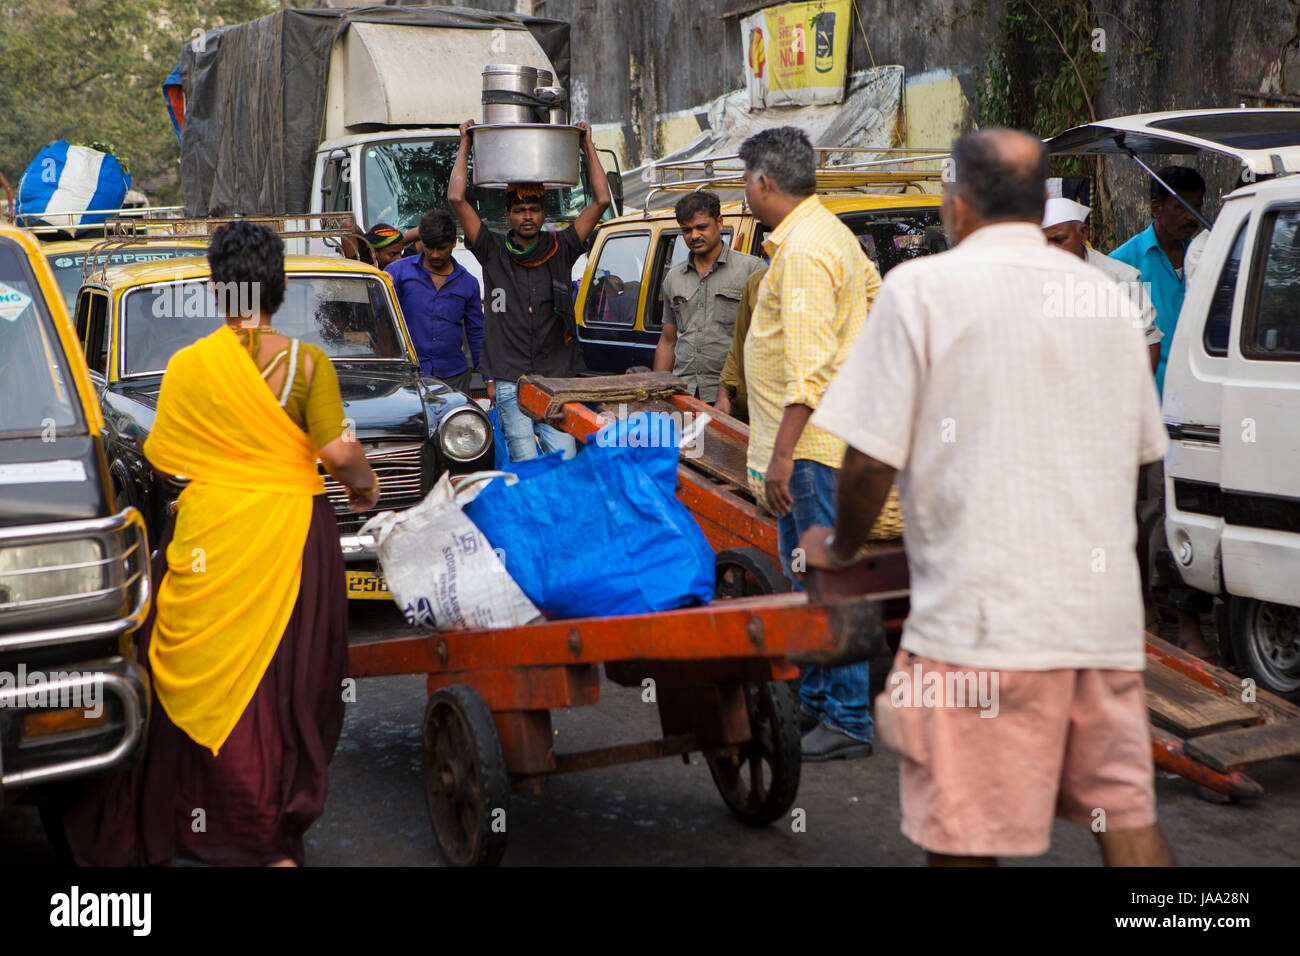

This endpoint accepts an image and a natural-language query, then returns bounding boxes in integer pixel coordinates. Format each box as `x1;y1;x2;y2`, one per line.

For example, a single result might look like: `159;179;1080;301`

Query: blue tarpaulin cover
464;412;715;619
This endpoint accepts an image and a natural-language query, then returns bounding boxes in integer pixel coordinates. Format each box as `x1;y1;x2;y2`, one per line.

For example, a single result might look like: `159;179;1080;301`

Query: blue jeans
776;458;873;743
494;380;578;463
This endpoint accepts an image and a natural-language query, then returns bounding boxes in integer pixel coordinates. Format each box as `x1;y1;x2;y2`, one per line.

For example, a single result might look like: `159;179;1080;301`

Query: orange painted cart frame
517;375;1300;803
346;448;903;866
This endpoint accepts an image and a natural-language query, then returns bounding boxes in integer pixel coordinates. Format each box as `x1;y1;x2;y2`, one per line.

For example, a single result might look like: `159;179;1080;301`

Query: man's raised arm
572;122;612;243
448;119;483;247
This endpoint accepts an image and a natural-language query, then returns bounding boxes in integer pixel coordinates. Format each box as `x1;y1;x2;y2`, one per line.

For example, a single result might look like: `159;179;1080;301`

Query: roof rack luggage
641;146;949;214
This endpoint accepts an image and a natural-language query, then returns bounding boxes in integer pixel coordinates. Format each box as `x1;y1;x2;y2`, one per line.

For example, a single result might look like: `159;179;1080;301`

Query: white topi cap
1042;197;1091;229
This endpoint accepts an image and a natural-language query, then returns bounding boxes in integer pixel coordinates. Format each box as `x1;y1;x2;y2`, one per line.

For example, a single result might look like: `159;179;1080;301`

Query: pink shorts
876;648;1157;857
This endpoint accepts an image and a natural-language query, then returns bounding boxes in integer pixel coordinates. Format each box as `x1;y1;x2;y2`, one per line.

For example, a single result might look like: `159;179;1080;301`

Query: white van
1049;109;1300;699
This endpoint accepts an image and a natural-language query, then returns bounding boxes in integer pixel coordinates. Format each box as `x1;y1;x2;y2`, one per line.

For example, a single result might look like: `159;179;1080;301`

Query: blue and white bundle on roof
15;140;131;232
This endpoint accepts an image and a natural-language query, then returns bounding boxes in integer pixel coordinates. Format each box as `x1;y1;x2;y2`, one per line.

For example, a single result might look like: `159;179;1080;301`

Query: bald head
951;128;1048;224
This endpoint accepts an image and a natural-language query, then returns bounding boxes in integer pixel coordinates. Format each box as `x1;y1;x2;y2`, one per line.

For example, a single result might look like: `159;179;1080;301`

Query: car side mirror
606;171;624;211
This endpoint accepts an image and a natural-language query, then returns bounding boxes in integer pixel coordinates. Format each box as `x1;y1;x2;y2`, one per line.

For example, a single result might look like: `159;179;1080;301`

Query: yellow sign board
743;0;851;108
346;569;391;600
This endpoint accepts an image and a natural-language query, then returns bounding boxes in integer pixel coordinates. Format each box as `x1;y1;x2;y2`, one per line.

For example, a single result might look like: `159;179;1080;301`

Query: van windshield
362;138;592;233
0;239;83;436
121;274;409;376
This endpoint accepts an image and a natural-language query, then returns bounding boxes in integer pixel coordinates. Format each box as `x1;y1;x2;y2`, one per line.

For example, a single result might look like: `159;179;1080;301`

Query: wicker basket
867;484;903;541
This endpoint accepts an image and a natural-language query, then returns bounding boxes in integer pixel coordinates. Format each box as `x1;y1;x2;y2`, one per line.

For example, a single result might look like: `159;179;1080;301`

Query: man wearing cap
1041;197;1161;372
341;219;405;269
447;119;612;461
385;208;483;394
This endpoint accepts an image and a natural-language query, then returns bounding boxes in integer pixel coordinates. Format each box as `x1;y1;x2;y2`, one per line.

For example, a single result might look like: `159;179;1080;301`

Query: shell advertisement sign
743;0;850;109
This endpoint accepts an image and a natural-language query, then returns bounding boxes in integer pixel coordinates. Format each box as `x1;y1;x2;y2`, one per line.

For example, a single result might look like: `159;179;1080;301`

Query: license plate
346;570;391;600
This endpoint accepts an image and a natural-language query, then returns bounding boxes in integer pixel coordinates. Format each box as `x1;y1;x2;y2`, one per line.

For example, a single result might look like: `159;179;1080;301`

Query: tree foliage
0;0;280;206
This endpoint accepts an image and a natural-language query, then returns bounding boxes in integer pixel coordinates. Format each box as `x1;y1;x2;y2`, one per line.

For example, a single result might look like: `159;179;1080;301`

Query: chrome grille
322;442;425;535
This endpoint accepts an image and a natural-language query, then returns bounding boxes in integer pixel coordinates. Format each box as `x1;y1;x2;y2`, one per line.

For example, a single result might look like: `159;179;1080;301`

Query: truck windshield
121;274;408;376
0;239;83;436
362;138;592;233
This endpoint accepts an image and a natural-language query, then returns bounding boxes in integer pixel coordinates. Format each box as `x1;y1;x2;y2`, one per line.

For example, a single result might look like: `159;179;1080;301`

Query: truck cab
1049;108;1300;698
171;8;619;285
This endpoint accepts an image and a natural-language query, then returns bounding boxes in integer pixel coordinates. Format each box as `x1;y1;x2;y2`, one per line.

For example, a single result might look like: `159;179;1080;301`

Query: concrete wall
445;0;1300;233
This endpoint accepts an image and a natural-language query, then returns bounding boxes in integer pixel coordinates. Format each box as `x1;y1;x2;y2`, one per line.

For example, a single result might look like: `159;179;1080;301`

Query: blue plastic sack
487;406;509;469
16;141;130;232
464;412;715;619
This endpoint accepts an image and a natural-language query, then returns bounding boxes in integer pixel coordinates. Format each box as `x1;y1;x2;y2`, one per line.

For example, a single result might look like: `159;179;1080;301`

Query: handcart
517;373;1300;803
348;570;905;866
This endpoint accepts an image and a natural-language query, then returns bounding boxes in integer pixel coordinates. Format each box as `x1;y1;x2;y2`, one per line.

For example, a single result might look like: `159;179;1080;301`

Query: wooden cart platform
518;372;1300;801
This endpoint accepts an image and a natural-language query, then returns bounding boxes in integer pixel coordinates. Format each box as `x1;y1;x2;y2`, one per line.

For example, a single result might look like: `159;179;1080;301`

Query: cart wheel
715;547;790;598
422;685;510;867
707;681;802;826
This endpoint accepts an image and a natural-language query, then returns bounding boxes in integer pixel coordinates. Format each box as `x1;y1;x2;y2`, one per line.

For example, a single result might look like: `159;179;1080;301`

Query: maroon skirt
61;494;348;866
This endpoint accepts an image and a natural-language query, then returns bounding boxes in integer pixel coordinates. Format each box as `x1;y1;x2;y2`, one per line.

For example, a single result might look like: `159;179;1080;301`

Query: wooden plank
519;372;687;422
1146;634;1300;725
1144;655;1259;736
1185;721;1300;773
1150;727;1265;798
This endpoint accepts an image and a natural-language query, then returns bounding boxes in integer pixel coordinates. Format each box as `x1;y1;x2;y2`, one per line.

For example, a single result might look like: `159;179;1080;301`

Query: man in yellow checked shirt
739;126;881;760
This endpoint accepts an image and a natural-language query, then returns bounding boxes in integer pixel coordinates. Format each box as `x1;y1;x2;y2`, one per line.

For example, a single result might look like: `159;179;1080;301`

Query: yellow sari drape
144;325;326;754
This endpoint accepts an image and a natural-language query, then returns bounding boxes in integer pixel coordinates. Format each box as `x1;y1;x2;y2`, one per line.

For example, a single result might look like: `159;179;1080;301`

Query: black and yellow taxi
42;237;207;311
71;251;493;601
577;190;946;372
0;222;150;802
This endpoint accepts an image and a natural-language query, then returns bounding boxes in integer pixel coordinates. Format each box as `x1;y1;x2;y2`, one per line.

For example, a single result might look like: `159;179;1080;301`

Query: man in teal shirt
1109;166;1206;397
1112;165;1215;661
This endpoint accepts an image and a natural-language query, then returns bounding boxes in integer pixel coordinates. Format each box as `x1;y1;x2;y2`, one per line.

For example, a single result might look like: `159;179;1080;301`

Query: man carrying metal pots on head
448;119;612;462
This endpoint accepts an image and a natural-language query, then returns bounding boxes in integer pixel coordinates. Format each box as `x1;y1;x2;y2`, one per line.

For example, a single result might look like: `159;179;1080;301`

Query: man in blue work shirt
1109;166;1205;398
1112;166;1214;661
386;208;483;393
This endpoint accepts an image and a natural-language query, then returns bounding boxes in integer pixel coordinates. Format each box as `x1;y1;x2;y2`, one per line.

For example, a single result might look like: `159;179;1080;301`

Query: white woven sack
359;471;541;630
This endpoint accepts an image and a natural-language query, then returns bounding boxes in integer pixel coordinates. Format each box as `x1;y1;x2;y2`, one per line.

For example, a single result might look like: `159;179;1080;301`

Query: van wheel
1228;596;1300;702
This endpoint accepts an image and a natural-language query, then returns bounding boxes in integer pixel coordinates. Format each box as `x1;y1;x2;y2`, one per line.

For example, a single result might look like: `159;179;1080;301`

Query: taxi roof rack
642;146;949;214
20;205;188;243
81;213;370;281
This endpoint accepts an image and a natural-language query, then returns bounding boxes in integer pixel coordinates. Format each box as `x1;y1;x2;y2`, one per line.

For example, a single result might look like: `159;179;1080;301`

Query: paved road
5;603;1299;866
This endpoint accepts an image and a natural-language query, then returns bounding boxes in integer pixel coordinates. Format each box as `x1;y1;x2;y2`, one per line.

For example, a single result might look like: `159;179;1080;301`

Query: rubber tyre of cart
707;681;802;826
715;547;790;598
1227;595;1300;702
422;684;510;867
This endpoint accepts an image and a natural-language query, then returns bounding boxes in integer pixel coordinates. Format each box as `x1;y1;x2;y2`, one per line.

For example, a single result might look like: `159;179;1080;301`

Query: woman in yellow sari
63;221;378;866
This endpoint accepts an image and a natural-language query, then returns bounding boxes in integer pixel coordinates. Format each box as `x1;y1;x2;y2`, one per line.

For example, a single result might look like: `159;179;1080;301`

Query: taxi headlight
0;539;105;607
440;407;491;462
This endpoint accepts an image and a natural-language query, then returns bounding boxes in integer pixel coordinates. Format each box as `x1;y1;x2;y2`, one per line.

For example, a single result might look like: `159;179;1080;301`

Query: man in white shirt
1041;196;1162;373
798;129;1173;866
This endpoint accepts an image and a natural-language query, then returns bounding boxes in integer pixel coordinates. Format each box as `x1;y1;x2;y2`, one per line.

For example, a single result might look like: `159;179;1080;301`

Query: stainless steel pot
471;124;581;187
482;64;540;125
534;86;568;125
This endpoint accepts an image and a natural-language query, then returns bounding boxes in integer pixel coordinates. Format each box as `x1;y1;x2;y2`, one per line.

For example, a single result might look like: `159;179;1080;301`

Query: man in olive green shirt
653;191;763;402
716;264;768;421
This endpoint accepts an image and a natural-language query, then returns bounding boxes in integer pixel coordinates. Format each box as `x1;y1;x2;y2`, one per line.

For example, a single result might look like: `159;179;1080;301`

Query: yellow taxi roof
97;253;387;288
41;237;207;256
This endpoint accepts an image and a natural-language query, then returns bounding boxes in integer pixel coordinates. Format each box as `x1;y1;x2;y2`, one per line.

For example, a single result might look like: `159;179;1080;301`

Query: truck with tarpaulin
164;5;620;276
